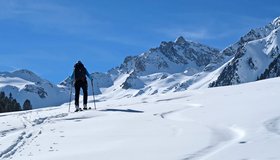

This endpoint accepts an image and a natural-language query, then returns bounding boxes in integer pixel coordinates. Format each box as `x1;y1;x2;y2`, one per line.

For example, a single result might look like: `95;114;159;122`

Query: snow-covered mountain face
60;17;280;98
113;36;221;77
100;17;280;97
0;70;69;108
210;17;280;87
41;16;280;102
98;36;233;98
60;37;229;98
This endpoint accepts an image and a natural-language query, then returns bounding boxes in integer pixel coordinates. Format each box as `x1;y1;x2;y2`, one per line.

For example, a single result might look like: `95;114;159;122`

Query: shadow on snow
100;109;144;113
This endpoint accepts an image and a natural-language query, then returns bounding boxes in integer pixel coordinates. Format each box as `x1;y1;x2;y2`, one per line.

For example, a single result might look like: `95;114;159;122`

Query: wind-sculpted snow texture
1;77;280;160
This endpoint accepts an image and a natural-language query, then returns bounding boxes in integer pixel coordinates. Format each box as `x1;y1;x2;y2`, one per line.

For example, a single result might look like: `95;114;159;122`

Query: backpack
74;62;86;81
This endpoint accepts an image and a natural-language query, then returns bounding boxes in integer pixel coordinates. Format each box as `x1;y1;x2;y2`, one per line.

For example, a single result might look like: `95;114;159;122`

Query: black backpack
74;62;86;81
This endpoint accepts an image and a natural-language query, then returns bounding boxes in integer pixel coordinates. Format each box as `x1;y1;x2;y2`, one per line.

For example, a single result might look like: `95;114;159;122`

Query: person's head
74;60;84;69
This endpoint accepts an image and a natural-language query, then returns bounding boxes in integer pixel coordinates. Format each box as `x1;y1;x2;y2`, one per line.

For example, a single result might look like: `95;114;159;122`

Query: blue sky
0;0;279;83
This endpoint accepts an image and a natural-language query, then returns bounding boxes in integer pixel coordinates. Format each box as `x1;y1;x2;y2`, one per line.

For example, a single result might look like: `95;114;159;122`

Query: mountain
20;16;280;104
104;17;280;96
210;17;280;87
0;69;69;108
61;17;280;98
61;36;234;98
112;36;221;76
107;36;233;97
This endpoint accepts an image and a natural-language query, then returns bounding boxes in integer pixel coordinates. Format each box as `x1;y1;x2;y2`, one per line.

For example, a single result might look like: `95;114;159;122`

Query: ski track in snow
0;127;24;137
183;127;245;160
0;110;69;159
158;103;245;160
155;95;191;103
0;131;26;158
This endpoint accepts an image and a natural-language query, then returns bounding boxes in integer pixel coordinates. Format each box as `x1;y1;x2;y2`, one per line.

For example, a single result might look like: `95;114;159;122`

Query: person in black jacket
71;61;93;112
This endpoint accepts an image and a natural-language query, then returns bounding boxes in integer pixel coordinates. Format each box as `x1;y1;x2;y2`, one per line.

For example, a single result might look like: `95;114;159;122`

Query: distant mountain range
0;70;69;108
1;17;280;108
65;16;280;99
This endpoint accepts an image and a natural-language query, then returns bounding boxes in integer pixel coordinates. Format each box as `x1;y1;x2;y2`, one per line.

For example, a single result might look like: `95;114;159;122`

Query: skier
71;61;93;112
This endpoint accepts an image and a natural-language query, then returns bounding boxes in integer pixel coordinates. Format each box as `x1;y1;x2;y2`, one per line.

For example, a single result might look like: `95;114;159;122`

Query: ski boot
83;104;88;110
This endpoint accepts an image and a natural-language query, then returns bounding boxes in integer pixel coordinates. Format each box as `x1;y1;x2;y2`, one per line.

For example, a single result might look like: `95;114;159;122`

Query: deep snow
1;77;280;160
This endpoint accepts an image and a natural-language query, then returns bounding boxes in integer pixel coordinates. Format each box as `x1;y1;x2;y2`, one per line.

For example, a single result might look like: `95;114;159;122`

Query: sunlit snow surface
1;77;280;160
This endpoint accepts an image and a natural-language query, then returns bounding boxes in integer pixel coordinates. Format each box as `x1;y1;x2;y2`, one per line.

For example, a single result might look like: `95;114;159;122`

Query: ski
72;107;93;113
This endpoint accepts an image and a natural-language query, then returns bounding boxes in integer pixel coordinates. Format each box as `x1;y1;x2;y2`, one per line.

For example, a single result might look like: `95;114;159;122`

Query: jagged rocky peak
272;16;280;28
175;36;187;45
221;17;280;59
240;17;280;43
210;17;280;88
114;35;223;78
160;36;187;46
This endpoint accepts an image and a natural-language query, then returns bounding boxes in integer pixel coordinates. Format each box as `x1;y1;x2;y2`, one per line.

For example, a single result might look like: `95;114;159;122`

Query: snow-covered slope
1;77;280;160
0;70;69;108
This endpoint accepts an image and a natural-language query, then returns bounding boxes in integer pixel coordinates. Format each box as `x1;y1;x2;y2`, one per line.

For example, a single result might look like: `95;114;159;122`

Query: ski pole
91;79;97;110
68;82;73;112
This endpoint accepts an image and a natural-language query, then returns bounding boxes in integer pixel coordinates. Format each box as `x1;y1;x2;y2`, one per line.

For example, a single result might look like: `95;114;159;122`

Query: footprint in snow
239;141;247;144
49;147;54;152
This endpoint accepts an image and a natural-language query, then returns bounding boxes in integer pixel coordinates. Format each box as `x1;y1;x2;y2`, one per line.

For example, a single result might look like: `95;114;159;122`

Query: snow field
1;77;280;159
